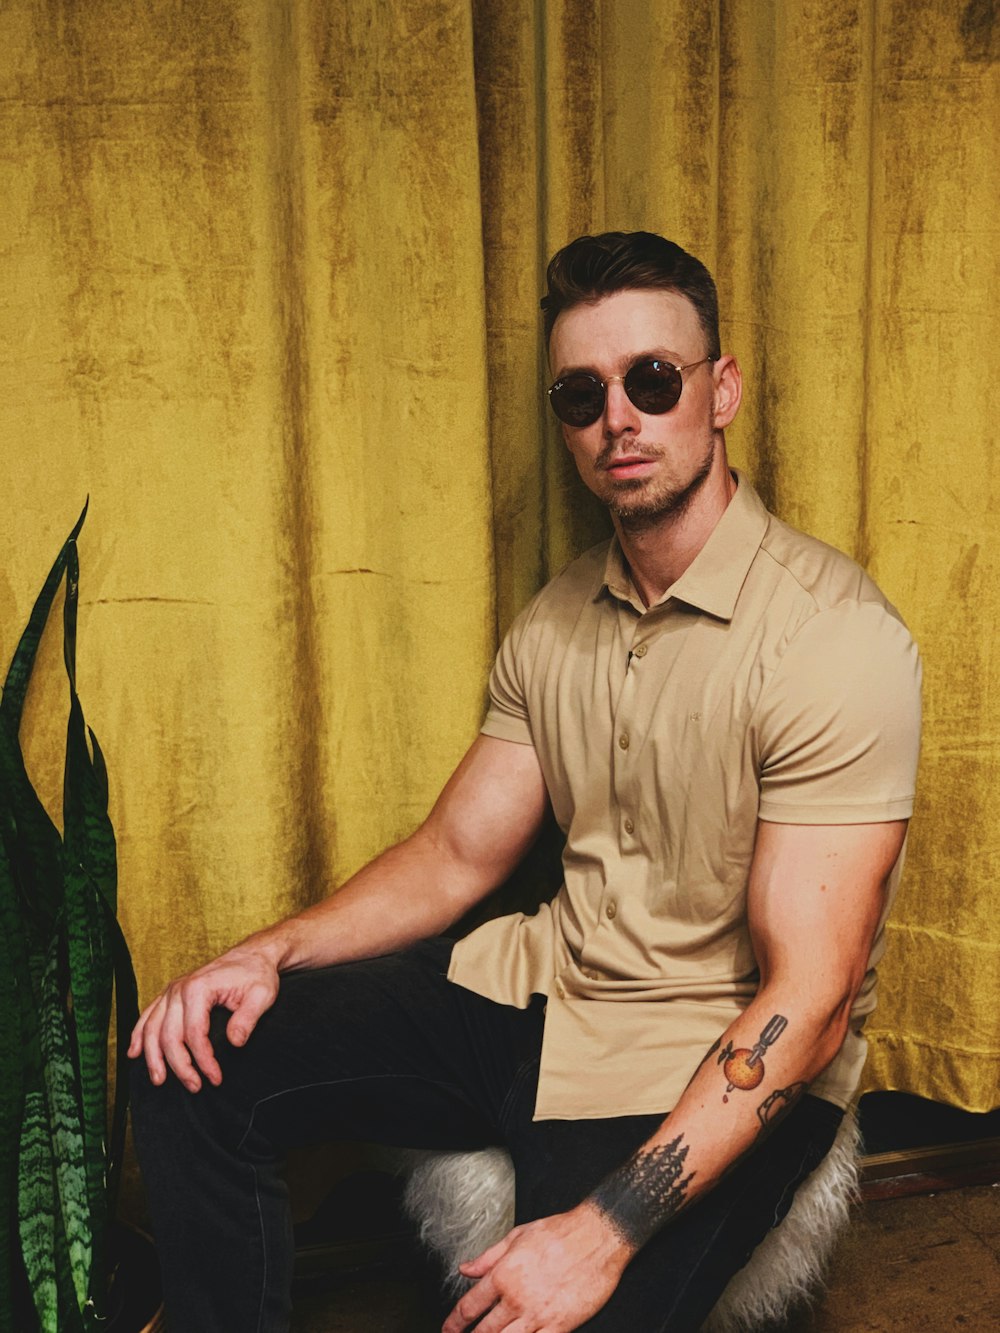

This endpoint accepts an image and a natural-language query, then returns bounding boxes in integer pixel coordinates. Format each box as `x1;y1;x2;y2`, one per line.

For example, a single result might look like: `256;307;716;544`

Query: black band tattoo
589;1134;695;1250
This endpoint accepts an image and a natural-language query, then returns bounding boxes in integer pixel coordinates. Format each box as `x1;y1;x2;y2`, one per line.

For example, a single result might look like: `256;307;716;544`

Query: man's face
548;289;730;526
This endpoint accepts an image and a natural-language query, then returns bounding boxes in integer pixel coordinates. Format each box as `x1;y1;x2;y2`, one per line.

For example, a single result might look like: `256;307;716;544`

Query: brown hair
541;231;721;359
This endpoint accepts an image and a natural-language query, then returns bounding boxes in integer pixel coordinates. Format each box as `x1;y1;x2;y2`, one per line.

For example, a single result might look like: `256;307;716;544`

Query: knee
128;1008;243;1150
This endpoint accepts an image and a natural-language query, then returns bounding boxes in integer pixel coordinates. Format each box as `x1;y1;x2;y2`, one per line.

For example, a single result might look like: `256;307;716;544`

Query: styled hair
541;231;721;359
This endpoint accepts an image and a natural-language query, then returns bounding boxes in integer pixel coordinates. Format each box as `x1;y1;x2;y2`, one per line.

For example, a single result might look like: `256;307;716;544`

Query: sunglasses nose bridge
603;374;642;431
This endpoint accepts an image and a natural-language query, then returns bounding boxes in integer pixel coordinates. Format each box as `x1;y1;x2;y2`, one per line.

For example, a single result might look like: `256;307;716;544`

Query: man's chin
608;485;682;525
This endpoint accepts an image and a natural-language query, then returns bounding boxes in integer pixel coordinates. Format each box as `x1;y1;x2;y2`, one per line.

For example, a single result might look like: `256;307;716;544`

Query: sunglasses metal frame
546;356;715;427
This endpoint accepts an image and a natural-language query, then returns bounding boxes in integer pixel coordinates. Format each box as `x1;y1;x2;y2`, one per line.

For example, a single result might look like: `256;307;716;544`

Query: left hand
441;1202;632;1333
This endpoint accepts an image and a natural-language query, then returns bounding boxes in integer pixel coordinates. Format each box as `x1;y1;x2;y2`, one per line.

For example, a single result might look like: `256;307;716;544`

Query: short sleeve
755;601;922;824
480;606;535;746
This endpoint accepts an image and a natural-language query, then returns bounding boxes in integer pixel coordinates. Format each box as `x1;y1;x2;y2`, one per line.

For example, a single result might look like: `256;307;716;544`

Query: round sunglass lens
624;359;682;414
550;375;604;426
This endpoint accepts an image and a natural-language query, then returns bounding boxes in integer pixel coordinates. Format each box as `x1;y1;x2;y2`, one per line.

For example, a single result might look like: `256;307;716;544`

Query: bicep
422;734;550;888
747;818;908;1009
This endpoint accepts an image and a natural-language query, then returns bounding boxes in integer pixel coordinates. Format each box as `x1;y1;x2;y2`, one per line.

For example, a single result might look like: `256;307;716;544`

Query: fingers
156;989;207;1092
443;1278;537;1333
130;987;199;1091
127;1008;149;1059
126;953;280;1094
185;996;224;1088
129;982;225;1093
459;1232;515;1278
225;980;275;1048
466;1311;531;1333
442;1274;497;1333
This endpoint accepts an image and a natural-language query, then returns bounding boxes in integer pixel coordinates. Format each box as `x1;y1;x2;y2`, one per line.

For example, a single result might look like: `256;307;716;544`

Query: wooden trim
860;1136;1000;1200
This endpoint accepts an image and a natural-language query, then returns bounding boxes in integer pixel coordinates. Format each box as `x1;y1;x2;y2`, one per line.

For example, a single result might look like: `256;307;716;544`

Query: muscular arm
444;817;906;1332
585;818;906;1247
129;735;548;1090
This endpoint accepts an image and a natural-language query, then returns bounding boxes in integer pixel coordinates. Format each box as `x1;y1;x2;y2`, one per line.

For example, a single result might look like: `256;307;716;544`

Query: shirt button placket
610;630;642;933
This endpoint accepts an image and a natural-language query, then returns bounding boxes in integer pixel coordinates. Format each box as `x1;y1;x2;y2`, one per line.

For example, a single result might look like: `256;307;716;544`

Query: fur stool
402;1110;861;1331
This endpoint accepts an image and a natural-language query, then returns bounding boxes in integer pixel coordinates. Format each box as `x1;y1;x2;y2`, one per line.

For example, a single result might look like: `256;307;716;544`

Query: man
130;231;921;1333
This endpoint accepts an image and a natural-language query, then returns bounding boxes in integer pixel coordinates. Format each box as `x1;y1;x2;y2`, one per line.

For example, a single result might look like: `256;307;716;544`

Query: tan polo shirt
448;472;921;1120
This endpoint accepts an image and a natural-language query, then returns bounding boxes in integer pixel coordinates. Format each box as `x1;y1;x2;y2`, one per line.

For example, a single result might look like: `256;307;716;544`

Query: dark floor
290;1183;1000;1332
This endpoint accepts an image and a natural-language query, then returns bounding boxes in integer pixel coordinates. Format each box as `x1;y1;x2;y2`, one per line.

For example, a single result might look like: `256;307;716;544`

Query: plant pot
106;1223;165;1333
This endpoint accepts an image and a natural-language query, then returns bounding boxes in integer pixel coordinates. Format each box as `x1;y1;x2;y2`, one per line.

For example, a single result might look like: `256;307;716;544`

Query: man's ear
711;355;743;430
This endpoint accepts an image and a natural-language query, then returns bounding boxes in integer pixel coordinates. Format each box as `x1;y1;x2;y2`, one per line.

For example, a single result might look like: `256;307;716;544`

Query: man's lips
601;454;660;477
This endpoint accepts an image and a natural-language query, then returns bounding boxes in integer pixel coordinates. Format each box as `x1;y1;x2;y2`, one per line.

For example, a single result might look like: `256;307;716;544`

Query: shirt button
633;643;648;658
583;967;599;980
554;979;566;999
618;733;630;751
605;900;617;920
623;817;635;835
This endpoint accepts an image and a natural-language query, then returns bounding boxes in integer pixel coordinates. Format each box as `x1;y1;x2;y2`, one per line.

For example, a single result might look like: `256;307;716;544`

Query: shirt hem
480;715;534;746
758;797;914;824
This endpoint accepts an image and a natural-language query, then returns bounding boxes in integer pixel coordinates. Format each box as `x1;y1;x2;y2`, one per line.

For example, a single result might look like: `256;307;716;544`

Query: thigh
508;1087;664;1226
165;939;546;1157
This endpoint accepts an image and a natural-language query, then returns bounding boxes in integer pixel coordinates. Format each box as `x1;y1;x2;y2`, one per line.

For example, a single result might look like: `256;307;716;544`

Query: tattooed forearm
589;1135;695;1250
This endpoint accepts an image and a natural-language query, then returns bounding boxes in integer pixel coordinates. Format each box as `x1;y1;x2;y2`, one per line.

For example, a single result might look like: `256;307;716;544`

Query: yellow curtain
2;0;997;1113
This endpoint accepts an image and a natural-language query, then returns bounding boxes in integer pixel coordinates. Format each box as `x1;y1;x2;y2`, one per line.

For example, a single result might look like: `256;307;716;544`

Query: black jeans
130;938;843;1333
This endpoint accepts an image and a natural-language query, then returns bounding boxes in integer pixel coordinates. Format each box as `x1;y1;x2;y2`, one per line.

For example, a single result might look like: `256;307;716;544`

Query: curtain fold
3;0;998;1111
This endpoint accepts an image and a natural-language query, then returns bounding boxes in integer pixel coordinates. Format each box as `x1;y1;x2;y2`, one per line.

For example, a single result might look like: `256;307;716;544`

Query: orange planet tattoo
717;1015;788;1100
723;1049;766;1091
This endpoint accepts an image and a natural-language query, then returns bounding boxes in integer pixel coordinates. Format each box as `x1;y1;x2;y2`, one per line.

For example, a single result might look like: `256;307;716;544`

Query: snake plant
0;504;138;1331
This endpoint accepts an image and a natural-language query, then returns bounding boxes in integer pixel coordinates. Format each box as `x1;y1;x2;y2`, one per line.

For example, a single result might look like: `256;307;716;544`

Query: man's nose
603;379;642;436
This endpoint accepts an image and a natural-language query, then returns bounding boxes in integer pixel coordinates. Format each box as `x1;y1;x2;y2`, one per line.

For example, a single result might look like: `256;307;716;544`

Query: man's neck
613;459;738;608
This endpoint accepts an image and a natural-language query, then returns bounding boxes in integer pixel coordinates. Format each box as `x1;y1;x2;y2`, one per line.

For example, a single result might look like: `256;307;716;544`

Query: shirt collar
599;470;770;621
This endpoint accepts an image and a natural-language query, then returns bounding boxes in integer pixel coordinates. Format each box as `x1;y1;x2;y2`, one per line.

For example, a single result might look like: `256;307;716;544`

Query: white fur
403;1146;516;1295
703;1111;862;1331
402;1111;861;1326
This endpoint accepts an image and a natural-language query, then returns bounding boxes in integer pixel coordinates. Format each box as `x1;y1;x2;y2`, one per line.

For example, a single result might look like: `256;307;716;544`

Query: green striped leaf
102;905;139;1221
1;507;88;934
62;859;109;1320
62;538;119;1317
17;1086;60;1331
0;712;63;936
0;824;29;1333
32;943;92;1315
3;504;134;1329
1;501;87;733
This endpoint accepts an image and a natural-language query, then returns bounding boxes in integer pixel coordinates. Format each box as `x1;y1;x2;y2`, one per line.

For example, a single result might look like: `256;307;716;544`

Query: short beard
607;438;716;532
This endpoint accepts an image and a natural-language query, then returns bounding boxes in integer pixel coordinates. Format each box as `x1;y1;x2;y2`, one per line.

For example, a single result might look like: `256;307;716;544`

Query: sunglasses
547;356;715;428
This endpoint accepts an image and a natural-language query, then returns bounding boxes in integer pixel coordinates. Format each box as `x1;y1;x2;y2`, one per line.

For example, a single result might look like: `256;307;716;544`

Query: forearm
586;986;850;1252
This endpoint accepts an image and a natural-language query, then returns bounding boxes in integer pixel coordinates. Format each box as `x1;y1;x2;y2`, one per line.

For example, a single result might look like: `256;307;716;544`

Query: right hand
127;946;280;1093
